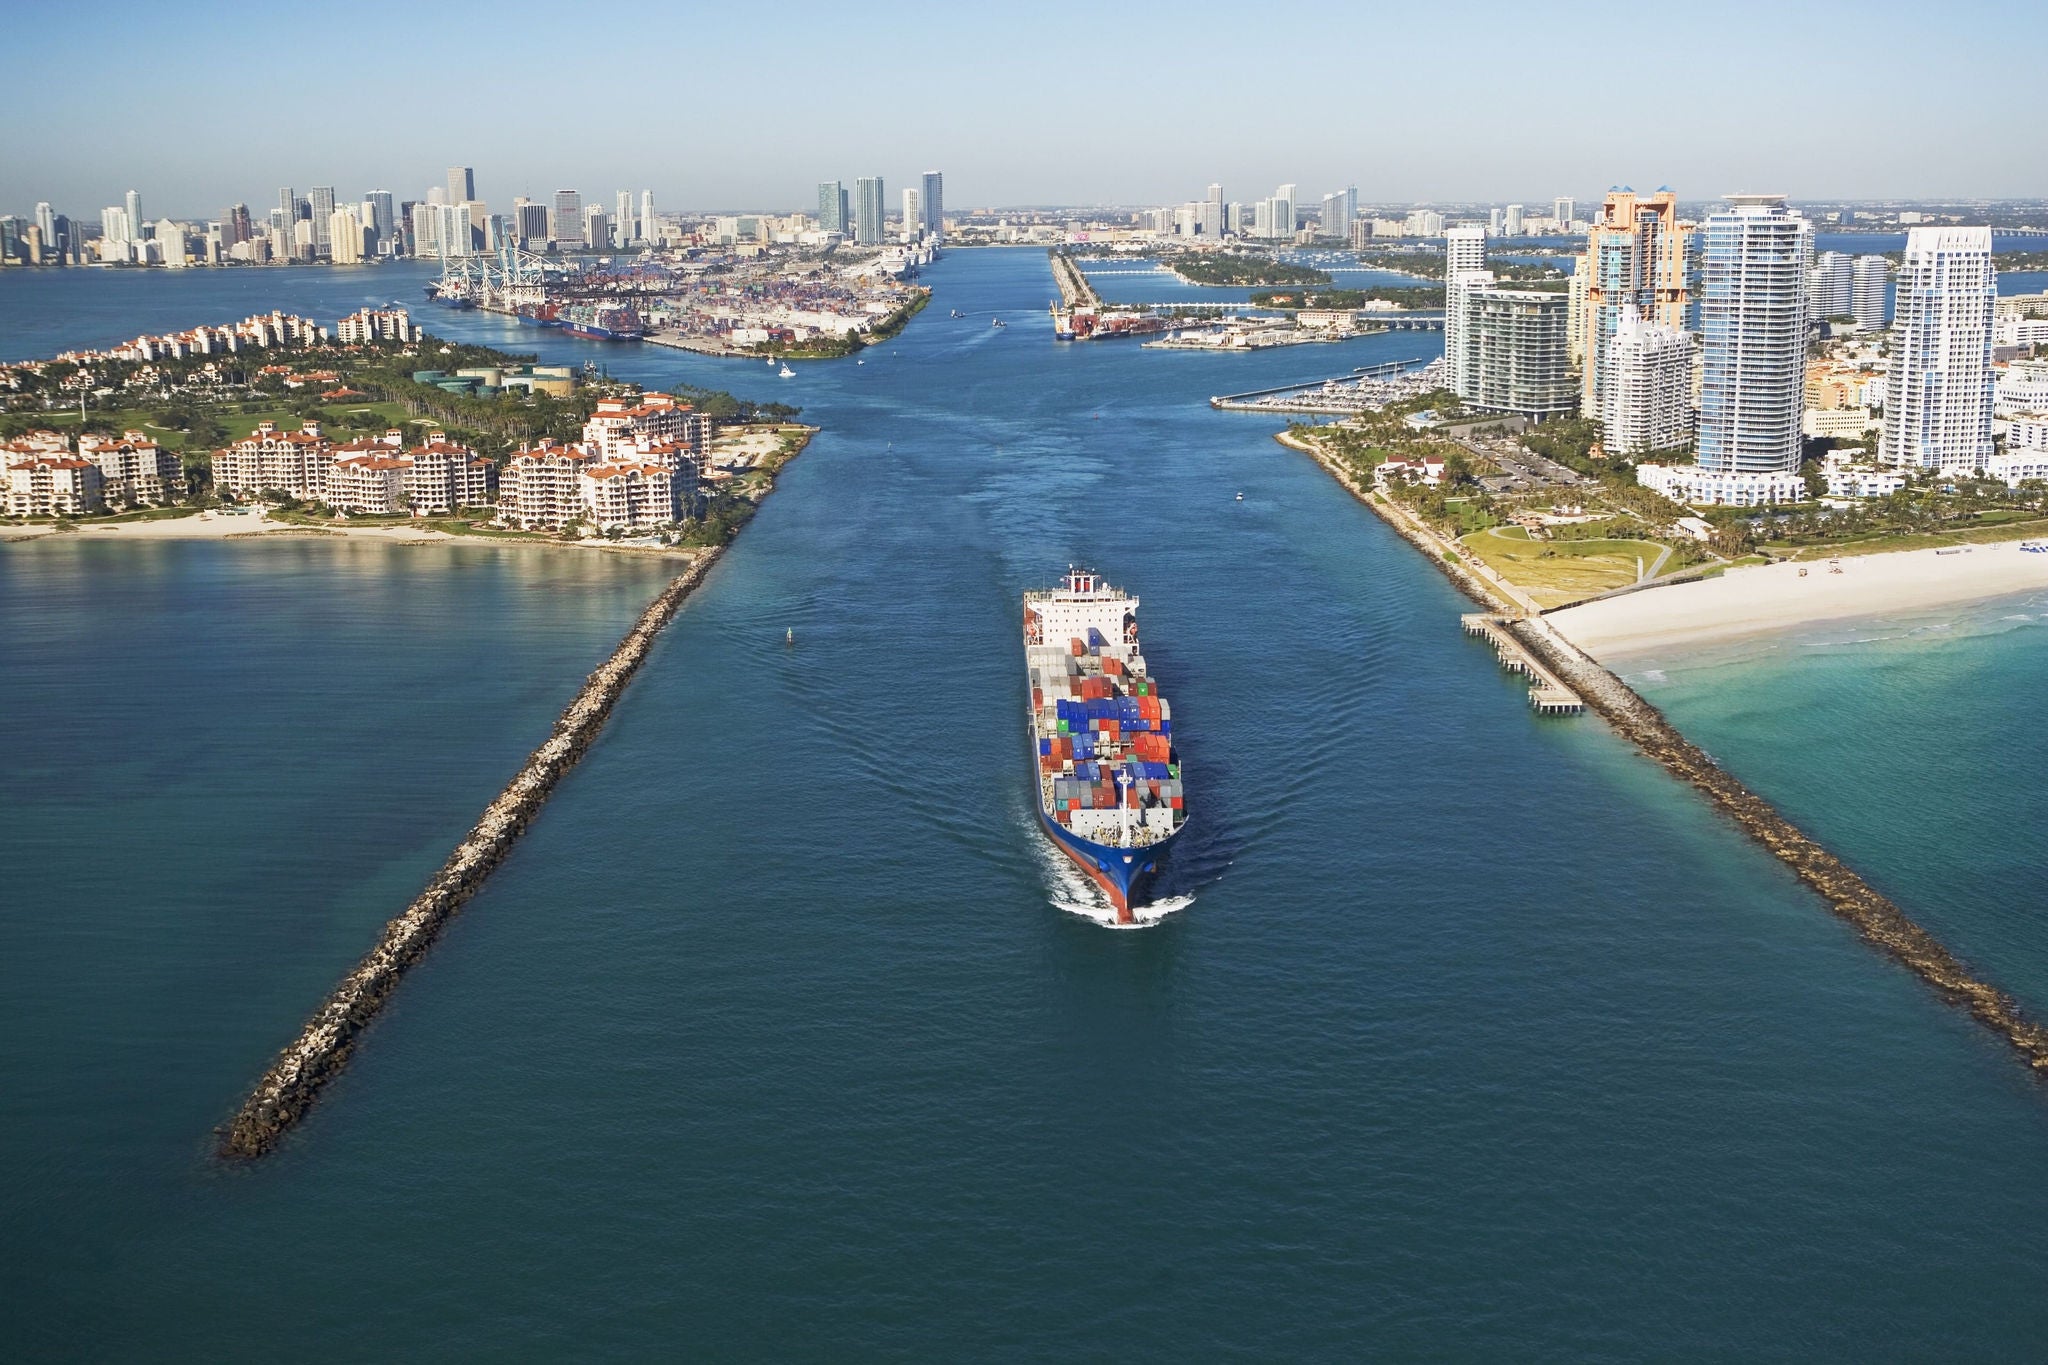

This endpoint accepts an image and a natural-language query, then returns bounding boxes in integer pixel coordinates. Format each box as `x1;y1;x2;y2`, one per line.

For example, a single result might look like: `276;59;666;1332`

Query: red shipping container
1171;798;1183;809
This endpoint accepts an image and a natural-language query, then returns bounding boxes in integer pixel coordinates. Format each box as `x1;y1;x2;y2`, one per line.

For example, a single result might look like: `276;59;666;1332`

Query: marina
1211;356;1445;412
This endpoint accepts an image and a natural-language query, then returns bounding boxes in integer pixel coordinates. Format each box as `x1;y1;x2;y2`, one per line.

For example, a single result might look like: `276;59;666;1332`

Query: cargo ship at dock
1024;569;1186;924
557;301;644;341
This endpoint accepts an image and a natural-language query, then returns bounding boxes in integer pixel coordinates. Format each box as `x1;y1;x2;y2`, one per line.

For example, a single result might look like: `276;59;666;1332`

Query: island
1166;252;1330;287
2;307;813;552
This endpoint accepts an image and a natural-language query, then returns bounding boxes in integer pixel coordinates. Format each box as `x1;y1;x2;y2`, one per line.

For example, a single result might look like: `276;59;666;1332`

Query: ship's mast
1117;769;1133;847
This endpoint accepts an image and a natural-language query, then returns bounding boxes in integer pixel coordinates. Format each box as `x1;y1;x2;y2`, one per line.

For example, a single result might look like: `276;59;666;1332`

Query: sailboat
778;363;795;378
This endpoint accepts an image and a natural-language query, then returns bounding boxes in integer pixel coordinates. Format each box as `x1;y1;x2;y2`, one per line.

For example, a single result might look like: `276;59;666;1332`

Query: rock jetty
1283;427;2048;1076
219;549;721;1159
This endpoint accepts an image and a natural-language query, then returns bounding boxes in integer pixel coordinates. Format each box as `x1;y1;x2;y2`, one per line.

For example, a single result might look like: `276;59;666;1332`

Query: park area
1457;525;1678;609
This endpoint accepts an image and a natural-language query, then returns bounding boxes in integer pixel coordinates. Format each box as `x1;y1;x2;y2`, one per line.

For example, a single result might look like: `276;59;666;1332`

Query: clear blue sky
4;0;2039;219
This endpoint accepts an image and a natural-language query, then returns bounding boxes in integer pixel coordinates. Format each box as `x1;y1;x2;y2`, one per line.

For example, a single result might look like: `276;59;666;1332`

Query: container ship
558;301;644;341
515;300;561;328
1024;569;1186;924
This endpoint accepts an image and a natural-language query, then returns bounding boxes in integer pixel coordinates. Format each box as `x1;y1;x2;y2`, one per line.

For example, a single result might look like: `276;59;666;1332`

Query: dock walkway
1461;614;1584;714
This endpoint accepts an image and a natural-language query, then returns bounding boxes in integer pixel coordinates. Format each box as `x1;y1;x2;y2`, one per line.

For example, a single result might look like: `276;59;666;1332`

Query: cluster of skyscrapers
1442;188;2004;500
816;172;943;246
1145;184;1363;242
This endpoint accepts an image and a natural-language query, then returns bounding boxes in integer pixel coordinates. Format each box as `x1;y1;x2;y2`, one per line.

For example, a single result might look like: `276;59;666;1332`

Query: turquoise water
6;251;2048;1358
1618;592;2048;1011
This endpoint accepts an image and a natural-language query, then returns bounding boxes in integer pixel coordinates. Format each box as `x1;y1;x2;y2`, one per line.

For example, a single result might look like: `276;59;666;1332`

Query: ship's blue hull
1036;801;1178;922
561;323;643;341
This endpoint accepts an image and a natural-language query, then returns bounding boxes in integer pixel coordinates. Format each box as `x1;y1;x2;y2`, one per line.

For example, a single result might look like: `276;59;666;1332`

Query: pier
1461;615;1583;714
1211;359;1427;408
218;550;722;1160
1048;251;1101;310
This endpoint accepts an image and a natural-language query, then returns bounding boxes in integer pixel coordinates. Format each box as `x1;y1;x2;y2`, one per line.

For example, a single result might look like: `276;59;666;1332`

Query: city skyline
3;0;2040;214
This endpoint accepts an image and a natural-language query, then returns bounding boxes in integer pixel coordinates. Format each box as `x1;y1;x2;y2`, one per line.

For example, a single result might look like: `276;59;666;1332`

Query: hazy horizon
4;0;2042;219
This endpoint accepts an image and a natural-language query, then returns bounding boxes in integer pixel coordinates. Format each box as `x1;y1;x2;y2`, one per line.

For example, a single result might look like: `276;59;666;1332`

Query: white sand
2;510;694;556
1547;541;2048;659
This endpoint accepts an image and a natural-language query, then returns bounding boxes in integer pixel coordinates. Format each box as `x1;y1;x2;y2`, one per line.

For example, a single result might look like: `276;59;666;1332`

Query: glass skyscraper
1696;195;1808;475
855;177;884;246
1879;227;1997;471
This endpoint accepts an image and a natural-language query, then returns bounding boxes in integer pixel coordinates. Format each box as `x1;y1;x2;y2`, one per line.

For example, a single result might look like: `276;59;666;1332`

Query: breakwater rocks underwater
1281;429;2048;1078
219;550;722;1160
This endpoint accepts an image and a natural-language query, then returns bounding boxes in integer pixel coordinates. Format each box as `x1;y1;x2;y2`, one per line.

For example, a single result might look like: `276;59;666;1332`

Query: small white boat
1235;492;1244;501
778;364;795;378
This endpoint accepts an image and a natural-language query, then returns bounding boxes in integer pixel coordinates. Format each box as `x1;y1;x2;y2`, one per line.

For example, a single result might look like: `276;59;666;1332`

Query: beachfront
1547;541;2048;658
2;508;700;556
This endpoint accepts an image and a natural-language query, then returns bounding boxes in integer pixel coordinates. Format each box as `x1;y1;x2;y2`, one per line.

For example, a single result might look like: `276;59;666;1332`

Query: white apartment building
1600;309;1693;455
1823;460;1908;499
78;431;185;505
1852;255;1889;332
1697;195;1808;476
1444;227;1488;400
581;393;709;459
335;307;417;344
580;462;678;532
7;456;106;516
1462;287;1576;418
211;421;334;500
403;440;495;513
498;442;593;530
2004;411;2048;451
1636;461;1806;507
1879;227;1996;472
324;453;409;514
1985;449;2048;489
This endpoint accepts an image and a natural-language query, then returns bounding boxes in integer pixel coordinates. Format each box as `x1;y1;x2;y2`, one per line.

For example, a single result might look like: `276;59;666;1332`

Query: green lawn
1459;527;1678;607
30;401;418;452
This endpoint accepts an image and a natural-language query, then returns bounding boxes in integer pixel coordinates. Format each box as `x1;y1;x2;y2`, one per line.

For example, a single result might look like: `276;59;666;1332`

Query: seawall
1278;429;2048;1076
219;548;722;1159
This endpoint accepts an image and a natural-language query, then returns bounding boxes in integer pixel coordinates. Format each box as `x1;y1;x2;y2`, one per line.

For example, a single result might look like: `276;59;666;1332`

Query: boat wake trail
1030;833;1192;930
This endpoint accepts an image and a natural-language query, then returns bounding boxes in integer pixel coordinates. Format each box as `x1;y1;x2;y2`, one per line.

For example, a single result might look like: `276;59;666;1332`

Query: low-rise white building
1996;360;2048;417
1803;408;1879;440
1825;465;1908;499
2001;411;2048;452
1636;462;1808;507
1985;450;2048;488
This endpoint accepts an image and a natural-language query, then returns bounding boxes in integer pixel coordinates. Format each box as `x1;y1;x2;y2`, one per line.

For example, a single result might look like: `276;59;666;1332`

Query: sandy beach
1;510;698;557
1547;541;2048;658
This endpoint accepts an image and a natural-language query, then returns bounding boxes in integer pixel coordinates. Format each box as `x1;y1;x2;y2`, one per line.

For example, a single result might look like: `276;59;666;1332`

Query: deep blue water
6;251;2048;1360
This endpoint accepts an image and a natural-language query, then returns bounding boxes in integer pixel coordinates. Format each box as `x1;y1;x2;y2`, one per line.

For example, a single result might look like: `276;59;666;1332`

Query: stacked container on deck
1031;632;1183;829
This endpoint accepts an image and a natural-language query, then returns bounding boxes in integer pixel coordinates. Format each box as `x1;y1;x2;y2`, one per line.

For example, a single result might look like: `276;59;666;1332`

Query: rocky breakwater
1278;425;2048;1077
1507;616;2048;1075
219;549;722;1160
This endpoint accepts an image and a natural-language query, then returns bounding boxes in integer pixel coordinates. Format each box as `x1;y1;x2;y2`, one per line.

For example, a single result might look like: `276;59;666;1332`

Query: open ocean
4;250;2048;1359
